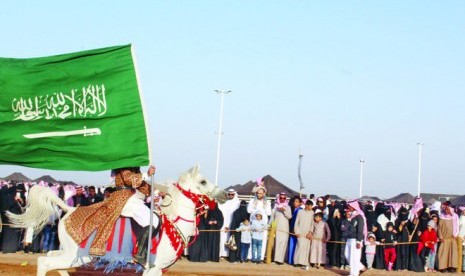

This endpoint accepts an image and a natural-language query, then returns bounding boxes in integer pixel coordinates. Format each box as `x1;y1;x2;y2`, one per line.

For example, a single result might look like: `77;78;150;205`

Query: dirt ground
0;252;445;275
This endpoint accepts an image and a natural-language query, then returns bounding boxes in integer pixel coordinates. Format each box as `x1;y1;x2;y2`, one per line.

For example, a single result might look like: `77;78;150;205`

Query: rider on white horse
110;166;161;264
7;165;224;276
63;165;160;265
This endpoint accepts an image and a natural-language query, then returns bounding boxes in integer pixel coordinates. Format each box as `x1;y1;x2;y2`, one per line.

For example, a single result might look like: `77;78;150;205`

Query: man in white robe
218;189;240;258
270;192;292;264
344;200;367;276
247;181;272;261
293;200;314;268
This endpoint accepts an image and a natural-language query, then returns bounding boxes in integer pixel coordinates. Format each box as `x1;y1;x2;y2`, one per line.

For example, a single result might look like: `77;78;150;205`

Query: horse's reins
160;193;173;208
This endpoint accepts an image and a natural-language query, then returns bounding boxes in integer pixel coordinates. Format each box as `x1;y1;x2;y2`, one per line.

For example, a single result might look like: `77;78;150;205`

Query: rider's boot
134;225;157;265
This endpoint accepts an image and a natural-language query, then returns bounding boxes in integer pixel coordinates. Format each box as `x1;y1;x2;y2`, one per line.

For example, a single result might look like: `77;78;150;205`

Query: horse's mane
155;180;174;188
177;169;197;185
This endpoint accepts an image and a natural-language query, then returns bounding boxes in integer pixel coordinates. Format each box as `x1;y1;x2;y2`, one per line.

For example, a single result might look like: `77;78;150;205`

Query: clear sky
1;1;464;198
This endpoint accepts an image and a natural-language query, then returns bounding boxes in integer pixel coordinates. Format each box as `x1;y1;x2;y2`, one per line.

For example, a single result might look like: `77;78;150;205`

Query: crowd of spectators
0;182;112;254
1;179;465;275
186;180;465;275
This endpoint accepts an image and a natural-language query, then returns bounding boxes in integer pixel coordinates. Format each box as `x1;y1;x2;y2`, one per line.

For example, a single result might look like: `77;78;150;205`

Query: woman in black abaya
365;204;378;230
188;209;210;262
207;202;224;262
327;205;343;268
372;222;386;269
189;203;224;262
1;185;25;253
395;208;410;270
407;217;425;272
418;205;430;232
228;200;249;263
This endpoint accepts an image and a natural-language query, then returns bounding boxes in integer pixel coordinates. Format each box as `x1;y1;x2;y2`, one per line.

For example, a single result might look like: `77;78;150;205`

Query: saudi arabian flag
0;45;150;171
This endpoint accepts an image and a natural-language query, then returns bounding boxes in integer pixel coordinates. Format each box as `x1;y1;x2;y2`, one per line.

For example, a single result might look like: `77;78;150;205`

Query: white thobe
344;239;364;276
270;205;292;263
218;195;240;257
247;198;272;260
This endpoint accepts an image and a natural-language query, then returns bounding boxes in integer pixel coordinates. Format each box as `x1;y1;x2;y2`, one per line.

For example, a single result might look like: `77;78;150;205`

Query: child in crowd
382;222;398;271
309;211;331;269
250;212;267;264
236;218;252;263
418;220;438;272
395;217;410;270
339;209;351;270
42;210;60;253
365;233;379;270
458;207;465;272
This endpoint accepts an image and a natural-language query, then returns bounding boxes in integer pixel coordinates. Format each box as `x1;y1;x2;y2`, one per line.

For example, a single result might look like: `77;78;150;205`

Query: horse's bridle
173;182;216;210
160;183;216;210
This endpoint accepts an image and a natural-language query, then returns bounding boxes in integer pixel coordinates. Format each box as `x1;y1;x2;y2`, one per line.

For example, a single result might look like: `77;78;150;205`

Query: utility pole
359;159;365;198
214;90;231;187
298;149;304;197
417;143;424;197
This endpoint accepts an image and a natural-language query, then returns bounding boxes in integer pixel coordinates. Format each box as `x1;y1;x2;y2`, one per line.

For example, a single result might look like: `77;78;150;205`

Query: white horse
7;166;224;276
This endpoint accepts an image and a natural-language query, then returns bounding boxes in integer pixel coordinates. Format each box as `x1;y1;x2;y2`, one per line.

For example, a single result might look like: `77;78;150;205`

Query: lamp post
214;90;231;187
298;149;304;197
417;143;424;197
359;159;365;198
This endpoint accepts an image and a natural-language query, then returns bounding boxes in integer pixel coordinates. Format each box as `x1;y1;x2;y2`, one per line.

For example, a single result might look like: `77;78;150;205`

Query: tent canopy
426;197;439;205
451;195;465;206
327;194;344;201
3;172;31;182
384;192;415;204
2;172;81;186
226;175;300;197
420;193;461;204
360;195;381;202
34;175;58;183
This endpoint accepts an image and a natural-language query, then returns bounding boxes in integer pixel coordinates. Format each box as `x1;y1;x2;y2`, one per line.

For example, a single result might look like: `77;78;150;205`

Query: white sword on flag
23;127;101;139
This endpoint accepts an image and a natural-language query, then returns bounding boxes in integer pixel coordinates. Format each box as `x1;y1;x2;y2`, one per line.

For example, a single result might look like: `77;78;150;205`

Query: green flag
0;45;150;171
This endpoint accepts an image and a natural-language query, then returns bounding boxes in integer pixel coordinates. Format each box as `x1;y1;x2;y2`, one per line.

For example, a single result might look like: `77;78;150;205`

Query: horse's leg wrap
134;225;156;265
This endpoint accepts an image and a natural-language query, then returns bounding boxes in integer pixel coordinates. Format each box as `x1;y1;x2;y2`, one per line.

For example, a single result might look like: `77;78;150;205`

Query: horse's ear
188;165;200;176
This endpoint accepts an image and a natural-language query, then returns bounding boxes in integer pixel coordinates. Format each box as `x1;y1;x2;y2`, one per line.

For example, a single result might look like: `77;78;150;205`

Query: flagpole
359;159;365;198
214;90;231;187
146;173;155;268
133;45;154;267
417;143;424;197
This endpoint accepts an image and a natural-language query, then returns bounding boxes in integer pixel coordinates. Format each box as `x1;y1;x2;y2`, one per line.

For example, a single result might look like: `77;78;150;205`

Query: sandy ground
0;252;447;275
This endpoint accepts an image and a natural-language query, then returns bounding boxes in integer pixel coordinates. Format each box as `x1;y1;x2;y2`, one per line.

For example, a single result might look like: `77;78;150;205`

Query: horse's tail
6;185;73;234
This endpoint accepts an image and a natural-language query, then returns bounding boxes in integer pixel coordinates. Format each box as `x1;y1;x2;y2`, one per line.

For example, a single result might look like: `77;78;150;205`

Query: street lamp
214;90;231;187
359;159;365;198
417;143;424;197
